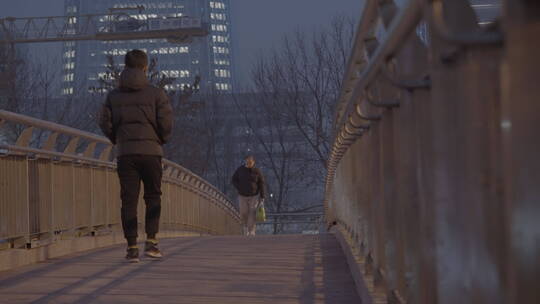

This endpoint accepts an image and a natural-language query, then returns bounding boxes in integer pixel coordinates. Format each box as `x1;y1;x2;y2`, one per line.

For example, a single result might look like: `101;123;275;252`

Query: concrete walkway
0;234;360;304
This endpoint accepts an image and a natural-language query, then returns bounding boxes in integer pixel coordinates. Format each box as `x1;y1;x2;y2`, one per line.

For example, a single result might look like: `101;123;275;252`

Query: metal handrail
0;110;109;144
162;158;238;214
334;0;424;142
0;110;236;207
0;143;114;167
0;110;241;243
334;0;379;125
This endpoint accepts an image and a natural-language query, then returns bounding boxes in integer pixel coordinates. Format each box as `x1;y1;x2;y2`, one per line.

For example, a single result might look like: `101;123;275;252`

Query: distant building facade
62;0;234;95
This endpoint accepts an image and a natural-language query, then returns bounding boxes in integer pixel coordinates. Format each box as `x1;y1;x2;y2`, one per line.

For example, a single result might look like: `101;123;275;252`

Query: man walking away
231;155;266;236
99;49;173;262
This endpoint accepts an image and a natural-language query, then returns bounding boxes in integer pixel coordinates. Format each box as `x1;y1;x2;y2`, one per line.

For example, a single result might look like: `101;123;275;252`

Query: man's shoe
125;247;139;263
144;241;163;258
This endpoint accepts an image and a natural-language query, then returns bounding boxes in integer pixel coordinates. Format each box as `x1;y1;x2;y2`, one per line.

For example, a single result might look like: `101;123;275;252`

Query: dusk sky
0;0;362;86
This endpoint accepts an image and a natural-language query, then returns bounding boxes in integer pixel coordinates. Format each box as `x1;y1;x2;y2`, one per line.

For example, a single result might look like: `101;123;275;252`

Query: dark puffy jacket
231;165;266;198
99;68;173;156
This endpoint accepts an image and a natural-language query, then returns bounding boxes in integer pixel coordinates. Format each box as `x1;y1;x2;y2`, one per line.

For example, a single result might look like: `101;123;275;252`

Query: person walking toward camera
231;155;266;236
99;49;173;262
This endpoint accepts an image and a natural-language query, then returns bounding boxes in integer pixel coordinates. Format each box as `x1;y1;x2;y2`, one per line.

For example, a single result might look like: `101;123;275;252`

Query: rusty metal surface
0;110;242;245
326;0;538;303
0;234;361;304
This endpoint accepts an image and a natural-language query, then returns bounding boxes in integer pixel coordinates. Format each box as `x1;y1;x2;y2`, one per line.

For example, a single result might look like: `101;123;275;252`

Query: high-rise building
62;0;234;95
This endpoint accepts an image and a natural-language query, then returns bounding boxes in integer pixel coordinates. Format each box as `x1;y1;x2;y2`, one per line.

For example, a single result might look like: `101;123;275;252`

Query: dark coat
99;68;173;156
231;165;266;198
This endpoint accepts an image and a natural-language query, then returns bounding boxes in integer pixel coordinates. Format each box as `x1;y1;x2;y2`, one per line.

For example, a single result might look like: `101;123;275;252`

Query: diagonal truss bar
0;14;208;44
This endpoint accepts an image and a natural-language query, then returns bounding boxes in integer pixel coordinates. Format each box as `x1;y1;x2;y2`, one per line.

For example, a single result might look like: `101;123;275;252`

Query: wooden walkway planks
0;234;361;304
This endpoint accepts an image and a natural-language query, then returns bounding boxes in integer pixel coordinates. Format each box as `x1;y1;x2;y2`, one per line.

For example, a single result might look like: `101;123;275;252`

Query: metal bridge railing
0;110;241;248
326;0;538;303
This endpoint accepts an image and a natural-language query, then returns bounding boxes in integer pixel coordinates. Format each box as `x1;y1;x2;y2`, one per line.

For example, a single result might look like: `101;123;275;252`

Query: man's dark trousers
117;155;162;246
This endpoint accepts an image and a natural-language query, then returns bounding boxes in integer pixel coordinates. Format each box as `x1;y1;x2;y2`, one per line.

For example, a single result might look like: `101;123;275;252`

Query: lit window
63;73;74;82
64;62;75;70
212;24;228;32
215;82;230;91
210;2;226;9
212;35;228;43
214;59;230;66
213;46;229;54
162;70;190;78
210;13;226;21
63;50;75;58
62;87;74;95
214;69;231;78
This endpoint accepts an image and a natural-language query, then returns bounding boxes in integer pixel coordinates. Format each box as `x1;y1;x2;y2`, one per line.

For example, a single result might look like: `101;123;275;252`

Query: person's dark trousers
117;155;163;247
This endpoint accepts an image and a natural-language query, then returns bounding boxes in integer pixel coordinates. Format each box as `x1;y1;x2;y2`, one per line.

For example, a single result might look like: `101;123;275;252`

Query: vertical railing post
426;0;506;303
501;1;540;302
390;28;435;304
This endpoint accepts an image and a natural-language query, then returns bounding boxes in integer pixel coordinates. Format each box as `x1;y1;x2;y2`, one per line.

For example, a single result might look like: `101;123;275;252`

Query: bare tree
0;50;99;147
232;92;315;234
251;16;356;172
229;15;357;233
190;93;240;196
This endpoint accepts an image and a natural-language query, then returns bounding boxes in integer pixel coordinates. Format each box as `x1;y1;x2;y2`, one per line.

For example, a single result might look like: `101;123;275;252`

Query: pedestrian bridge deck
0;234;360;304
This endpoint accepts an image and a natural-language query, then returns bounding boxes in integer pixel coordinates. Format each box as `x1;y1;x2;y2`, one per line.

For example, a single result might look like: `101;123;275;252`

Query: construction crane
0;9;207;92
0;12;207;44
